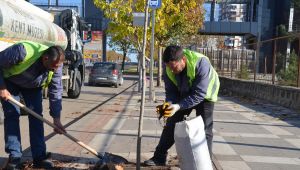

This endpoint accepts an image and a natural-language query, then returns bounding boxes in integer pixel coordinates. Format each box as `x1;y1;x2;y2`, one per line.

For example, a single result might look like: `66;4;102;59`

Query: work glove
164;104;180;117
156;102;170;119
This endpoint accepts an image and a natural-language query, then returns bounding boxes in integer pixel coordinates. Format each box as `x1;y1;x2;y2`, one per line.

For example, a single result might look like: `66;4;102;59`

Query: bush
236;64;249;79
277;51;298;86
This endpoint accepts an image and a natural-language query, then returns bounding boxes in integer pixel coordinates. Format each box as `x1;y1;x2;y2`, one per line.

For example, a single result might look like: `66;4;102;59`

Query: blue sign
149;0;161;9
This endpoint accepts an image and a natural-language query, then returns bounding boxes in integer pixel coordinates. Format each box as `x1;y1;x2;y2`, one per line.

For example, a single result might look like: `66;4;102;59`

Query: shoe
33;159;54;169
5;156;21;170
144;156;166;166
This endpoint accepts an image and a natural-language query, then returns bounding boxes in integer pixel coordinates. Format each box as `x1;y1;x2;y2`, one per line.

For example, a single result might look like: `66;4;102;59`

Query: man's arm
48;65;66;134
48;65;63;118
178;57;211;110
0;44;26;88
0;44;26;100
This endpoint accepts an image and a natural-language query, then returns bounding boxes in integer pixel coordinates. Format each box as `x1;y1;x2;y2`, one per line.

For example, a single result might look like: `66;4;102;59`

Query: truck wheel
68;71;82;98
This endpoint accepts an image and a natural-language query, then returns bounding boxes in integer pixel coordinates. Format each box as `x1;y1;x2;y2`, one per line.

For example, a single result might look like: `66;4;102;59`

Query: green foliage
93;0;205;52
277;25;288;36
155;0;205;45
277;51;299;86
236;64;249;80
275;52;286;73
276;24;297;42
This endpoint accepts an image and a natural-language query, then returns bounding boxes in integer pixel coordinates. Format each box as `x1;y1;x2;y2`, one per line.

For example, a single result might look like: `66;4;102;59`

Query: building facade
29;0;83;16
219;3;247;49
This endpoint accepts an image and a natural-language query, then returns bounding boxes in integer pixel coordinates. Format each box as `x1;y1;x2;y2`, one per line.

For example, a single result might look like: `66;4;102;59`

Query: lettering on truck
27;24;44;39
10;19;44;39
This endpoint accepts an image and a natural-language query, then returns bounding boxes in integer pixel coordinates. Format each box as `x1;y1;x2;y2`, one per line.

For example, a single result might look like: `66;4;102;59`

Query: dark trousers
154;100;214;159
1;81;47;160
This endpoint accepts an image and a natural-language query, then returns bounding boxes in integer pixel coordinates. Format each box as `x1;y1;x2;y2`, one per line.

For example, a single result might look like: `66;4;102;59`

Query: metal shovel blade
96;152;128;166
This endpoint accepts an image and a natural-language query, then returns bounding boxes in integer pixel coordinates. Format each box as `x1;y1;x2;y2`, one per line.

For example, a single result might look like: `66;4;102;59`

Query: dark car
88;62;123;88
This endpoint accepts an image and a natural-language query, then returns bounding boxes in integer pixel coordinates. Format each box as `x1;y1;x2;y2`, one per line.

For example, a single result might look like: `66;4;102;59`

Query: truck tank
0;0;85;99
0;0;68;51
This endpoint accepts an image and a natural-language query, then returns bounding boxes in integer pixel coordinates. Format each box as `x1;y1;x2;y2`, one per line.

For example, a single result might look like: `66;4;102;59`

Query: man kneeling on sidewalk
144;45;220;166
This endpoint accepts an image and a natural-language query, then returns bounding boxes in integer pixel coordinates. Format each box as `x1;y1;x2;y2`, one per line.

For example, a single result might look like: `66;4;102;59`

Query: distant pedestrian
144;45;220;166
0;41;66;169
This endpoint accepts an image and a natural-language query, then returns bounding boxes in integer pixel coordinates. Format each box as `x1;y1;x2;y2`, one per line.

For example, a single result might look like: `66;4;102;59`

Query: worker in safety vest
0;41;66;169
144;45;220;166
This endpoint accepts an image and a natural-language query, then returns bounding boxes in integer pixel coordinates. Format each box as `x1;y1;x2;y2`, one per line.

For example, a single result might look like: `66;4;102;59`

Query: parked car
88;62;124;88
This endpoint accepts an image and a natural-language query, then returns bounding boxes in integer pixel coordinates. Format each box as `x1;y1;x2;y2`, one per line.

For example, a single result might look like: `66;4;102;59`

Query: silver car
88;62;123;88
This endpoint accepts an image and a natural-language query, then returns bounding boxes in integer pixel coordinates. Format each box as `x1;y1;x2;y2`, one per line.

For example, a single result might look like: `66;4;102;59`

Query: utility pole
254;32;261;82
148;0;161;100
286;4;294;69
157;46;162;87
149;9;156;101
82;0;85;18
210;0;216;21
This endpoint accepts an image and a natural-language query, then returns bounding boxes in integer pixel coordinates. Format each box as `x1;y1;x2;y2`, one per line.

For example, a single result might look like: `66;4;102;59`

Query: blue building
203;0;297;72
29;0;83;15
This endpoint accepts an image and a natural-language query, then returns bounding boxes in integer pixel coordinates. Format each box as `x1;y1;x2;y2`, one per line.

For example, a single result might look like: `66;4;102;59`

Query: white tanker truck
0;0;86;98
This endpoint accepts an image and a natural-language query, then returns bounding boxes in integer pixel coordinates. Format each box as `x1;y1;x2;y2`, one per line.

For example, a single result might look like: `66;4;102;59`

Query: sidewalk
1;82;300;169
213;95;300;170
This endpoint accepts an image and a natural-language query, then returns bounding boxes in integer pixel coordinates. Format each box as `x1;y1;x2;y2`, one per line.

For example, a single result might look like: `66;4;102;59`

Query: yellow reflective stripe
42;71;54;88
205;67;215;100
210;73;220;102
205;68;220;102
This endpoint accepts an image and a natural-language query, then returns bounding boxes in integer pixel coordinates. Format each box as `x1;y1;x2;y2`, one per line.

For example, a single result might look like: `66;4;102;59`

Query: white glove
164;104;180;117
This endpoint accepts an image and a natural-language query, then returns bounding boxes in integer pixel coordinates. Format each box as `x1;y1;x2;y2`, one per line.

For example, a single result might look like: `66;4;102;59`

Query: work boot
5;156;21;170
33;159;54;169
33;153;54;169
144;156;166;166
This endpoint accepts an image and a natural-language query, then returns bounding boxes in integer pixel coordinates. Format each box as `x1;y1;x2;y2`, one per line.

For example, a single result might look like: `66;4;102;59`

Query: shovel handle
7;96;100;158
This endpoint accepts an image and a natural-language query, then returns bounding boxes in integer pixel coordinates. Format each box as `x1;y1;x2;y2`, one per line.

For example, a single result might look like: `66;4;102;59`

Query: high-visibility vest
2;41;54;88
166;49;220;102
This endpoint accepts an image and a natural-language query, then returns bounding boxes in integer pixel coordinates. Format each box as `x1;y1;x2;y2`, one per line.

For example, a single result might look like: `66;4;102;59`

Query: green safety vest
2;41;54;88
166;49;220;102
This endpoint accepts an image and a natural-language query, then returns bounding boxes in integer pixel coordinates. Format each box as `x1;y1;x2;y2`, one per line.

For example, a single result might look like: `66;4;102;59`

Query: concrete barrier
220;77;300;111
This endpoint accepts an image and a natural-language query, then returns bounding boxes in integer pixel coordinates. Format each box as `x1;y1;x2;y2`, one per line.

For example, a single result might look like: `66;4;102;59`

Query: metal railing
197;34;300;87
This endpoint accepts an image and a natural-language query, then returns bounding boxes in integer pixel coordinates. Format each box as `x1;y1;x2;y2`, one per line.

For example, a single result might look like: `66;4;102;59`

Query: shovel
8;96;128;165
